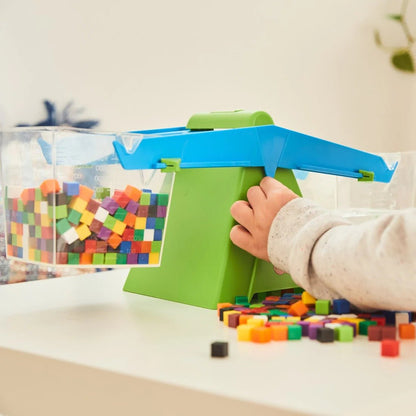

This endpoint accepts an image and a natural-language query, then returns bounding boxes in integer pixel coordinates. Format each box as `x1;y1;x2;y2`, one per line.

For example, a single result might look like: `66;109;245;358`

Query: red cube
381;339;400;357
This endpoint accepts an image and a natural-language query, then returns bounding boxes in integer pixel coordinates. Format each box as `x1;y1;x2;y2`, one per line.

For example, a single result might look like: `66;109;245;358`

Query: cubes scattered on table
218;293;415;358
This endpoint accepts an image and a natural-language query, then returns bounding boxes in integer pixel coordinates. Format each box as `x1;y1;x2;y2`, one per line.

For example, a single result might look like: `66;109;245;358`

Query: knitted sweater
268;198;416;311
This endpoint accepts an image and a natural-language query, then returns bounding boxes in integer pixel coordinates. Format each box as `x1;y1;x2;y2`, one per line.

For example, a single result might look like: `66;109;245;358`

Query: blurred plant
16;99;100;128
374;0;415;73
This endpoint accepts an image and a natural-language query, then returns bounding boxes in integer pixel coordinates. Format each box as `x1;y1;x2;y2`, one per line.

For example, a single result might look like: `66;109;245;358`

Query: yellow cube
80;210;95;226
76;224;91;241
247;318;265;327
28;248;36;261
10;222;17;235
113;219;127;236
69;197;88;213
148;252;160;264
286;316;301;322
134;217;147;230
302;291;316;305
237;324;254;341
34;201;42;214
41;214;51;226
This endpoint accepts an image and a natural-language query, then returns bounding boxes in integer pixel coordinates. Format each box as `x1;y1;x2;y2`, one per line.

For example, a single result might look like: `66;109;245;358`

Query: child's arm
230;177;416;311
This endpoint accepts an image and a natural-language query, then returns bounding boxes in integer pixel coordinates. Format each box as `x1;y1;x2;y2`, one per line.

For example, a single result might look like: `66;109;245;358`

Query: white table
0;270;415;416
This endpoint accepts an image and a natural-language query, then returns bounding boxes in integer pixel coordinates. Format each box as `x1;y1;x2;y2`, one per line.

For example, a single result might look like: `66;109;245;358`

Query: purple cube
97;226;112;241
125;200;139;214
308;323;324;340
127;253;138;264
157;205;167;218
298;321;310;336
100;197;119;215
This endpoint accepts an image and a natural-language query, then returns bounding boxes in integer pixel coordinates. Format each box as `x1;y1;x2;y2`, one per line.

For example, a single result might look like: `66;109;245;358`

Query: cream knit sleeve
267;198;416;311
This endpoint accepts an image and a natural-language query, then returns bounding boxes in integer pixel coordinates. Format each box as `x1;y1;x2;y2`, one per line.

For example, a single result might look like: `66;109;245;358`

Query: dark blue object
16;100;99;128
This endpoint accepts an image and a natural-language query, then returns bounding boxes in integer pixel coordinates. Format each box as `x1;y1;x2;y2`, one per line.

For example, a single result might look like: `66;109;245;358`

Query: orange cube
123;212;136;228
40;179;61;197
141;241;152;253
80;253;93;264
251;326;272;343
108;232;123;249
239;314;256;325
288;300;309;317
399;323;415;339
217;303;233;317
271;325;289;341
124;185;142;202
79;185;94;201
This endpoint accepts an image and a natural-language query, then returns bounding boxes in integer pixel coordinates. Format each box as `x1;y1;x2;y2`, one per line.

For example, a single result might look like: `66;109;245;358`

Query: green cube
55;205;68;219
17;200;24;212
116;253;127;264
235;296;249;305
92;253;105;265
67;209;82;225
249;303;264;309
35;188;43;201
95;187;110;200
157;194;169;206
11;234;17;246
155;218;165;230
134;230;144;241
151;241;162;252
315;299;331;315
288;324;302;340
269;309;288;316
68;253;80;265
34;250;41;261
140;193;151;206
103;215;116;230
114;208;127;221
105;253;117;265
359;320;377;336
49;205;68;220
28;213;35;225
22;212;29;224
35;226;42;238
56;219;72;235
336;325;354;342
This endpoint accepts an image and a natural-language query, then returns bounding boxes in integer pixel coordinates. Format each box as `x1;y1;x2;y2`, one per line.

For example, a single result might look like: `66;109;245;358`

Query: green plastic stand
123;166;301;309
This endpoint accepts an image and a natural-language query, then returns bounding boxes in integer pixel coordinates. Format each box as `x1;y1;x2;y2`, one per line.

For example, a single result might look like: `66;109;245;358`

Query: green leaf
391;50;415;72
374;30;382;46
386;13;403;22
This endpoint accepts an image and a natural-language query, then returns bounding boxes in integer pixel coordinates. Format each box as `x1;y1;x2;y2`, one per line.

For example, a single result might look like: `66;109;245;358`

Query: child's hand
230;177;298;262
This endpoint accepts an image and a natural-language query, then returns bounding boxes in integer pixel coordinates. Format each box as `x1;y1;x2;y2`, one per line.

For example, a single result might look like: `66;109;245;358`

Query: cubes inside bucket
1;128;174;267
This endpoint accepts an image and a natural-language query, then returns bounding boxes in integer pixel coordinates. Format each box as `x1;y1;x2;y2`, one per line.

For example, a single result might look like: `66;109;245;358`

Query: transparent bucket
295;151;416;222
0;128;174;268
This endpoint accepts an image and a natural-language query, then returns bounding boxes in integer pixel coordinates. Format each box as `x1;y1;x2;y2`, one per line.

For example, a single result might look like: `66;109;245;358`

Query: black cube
211;341;228;357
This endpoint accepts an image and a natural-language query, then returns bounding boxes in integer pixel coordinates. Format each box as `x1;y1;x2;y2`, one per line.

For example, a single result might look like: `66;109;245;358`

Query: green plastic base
123;167;302;309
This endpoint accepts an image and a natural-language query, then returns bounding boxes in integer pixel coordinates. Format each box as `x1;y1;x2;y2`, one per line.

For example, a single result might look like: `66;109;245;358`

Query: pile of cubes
217;291;415;357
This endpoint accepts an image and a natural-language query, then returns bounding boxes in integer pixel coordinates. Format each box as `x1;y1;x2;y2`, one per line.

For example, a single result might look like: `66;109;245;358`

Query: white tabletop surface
0;269;415;416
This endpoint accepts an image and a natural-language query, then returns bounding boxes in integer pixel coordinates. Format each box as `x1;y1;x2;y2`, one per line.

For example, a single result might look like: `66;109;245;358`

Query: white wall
1;0;415;152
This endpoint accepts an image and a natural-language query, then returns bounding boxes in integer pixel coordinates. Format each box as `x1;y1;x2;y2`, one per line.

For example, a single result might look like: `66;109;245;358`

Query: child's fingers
260;176;287;197
230;224;254;253
247;185;266;208
230;200;254;230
